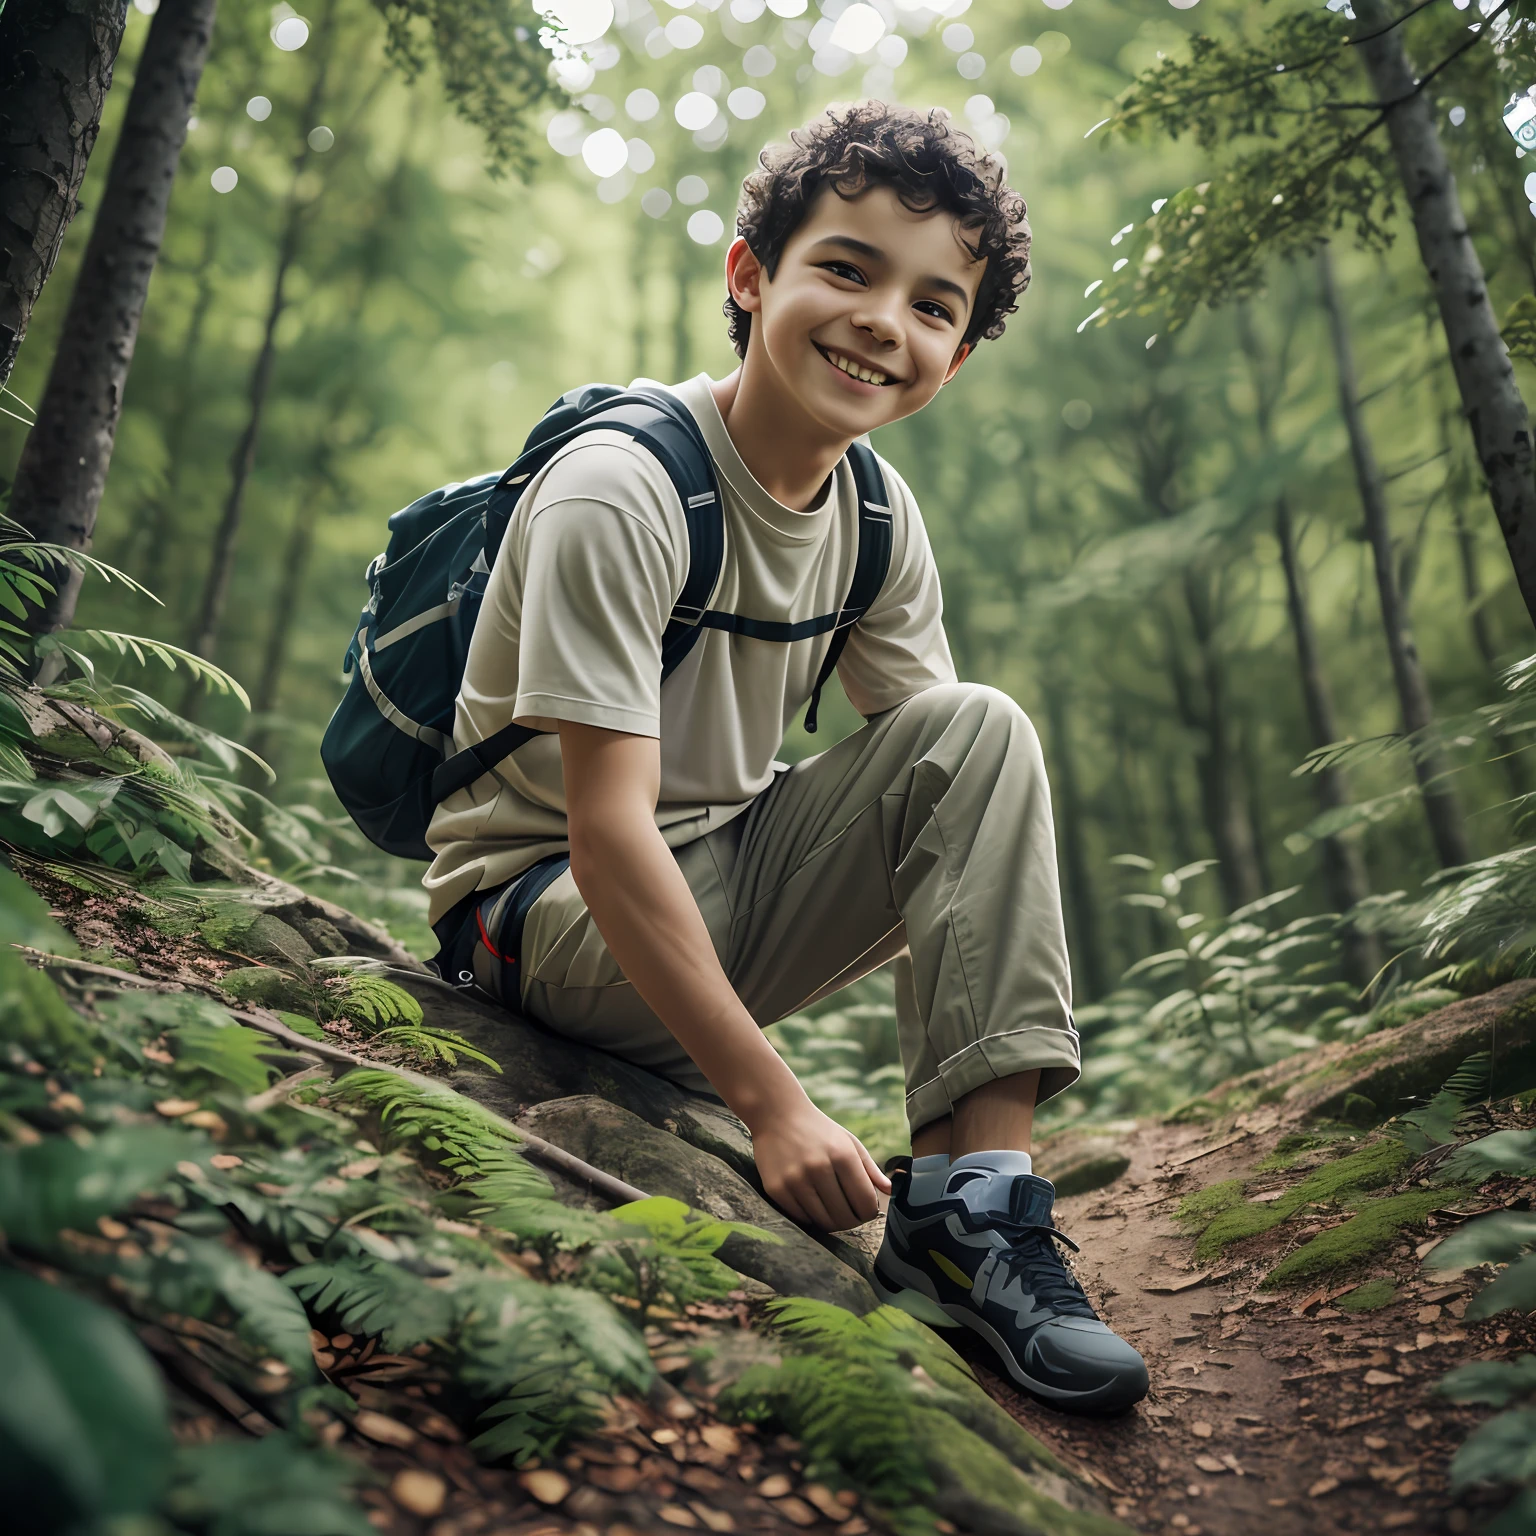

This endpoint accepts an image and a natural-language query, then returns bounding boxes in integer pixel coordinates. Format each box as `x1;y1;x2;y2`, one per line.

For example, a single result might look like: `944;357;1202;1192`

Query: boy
424;102;1147;1413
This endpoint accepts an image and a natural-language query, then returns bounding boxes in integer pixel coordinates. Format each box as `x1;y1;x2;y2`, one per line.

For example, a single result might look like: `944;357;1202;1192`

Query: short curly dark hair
725;100;1032;360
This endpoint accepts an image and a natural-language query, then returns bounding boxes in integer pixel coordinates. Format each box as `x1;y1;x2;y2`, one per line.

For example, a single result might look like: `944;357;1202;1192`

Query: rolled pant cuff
905;1025;1081;1133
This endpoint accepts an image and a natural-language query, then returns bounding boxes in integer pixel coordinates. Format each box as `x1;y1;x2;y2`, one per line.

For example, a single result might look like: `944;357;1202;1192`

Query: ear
942;341;973;385
725;236;764;314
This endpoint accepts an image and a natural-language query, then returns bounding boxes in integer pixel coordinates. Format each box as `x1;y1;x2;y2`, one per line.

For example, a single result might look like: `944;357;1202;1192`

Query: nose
850;288;903;350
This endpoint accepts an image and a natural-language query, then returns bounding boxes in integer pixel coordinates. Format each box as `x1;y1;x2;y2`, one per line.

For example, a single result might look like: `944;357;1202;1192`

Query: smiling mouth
815;343;898;387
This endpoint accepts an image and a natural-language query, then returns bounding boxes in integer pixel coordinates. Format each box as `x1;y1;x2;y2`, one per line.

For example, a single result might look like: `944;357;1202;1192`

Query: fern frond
38;630;248;709
285;1253;457;1353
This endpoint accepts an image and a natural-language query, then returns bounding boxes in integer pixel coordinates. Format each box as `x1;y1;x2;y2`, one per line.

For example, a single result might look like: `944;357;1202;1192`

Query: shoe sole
872;1248;1148;1416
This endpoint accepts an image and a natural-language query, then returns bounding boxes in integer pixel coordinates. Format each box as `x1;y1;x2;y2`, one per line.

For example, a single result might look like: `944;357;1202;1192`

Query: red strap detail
475;906;512;965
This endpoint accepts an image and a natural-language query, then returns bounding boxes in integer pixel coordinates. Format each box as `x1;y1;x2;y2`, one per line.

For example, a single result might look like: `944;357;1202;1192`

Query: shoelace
989;1217;1098;1318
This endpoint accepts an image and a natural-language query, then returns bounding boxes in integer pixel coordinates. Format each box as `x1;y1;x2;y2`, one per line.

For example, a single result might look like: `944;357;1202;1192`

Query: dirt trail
963;1106;1536;1536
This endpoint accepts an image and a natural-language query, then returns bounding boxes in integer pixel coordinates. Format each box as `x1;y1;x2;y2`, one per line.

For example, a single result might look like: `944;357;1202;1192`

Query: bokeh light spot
675;91;719;129
1010;45;1041;76
829;3;885;53
743;44;776;76
767;0;807;15
626;88;660;121
247;96;272;121
941;22;972;51
272;15;308;49
688;209;725;244
665;14;705;46
211;165;238;193
677;174;709;204
728;86;766;119
641;187;673;218
581;127;628;177
627;137;656;172
307;125;334;152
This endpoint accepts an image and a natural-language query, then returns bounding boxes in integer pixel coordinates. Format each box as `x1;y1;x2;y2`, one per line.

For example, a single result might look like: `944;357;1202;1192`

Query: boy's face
726;183;985;437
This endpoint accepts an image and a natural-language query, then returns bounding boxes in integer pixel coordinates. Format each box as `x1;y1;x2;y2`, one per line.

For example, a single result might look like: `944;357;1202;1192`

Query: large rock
519;1095;879;1315
396;974;761;1182
1201;979;1536;1124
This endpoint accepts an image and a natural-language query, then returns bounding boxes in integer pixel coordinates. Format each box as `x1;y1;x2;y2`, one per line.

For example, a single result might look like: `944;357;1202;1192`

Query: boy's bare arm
557;719;890;1231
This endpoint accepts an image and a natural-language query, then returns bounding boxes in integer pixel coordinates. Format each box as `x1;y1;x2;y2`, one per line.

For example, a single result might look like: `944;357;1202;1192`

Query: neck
709;352;852;513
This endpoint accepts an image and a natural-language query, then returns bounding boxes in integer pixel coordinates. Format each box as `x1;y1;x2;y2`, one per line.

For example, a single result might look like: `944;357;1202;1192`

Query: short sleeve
836;459;957;717
509;439;685;738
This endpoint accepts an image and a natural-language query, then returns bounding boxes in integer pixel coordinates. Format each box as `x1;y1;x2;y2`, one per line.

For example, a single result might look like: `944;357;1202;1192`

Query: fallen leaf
1405;1412;1433;1432
653;1428;681;1445
659;1506;698;1528
1363;1436;1389;1452
1364;1370;1401;1386
1144;1273;1215;1295
154;1098;200;1117
390;1470;445;1518
837;1521;870;1536
776;1497;819;1528
803;1485;848;1520
1193;1455;1228;1475
1415;1236;1444;1260
756;1474;792;1499
181;1110;227;1137
338;1157;380;1179
1308;1478;1339;1498
1191;1421;1213;1439
210;1154;243;1170
97;1216;128;1240
700;1425;740;1457
688;1502;735;1532
519;1470;571;1505
590;1465;643;1494
354;1410;416;1448
1415;1305;1442;1325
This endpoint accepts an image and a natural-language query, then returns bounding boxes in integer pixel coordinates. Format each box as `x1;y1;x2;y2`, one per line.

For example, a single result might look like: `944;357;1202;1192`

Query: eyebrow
807;234;974;311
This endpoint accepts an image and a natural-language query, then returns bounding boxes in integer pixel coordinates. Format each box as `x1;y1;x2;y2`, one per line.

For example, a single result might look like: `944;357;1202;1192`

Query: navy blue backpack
320;383;893;861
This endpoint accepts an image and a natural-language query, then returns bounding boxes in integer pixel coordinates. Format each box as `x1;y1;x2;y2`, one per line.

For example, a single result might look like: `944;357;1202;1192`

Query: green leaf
1448;1407;1536;1494
1504;294;1536;367
0;1126;191;1250
284;1255;456;1354
1441;1130;1536;1187
0;1267;172;1524
167;1434;374;1536
1439;1355;1536;1409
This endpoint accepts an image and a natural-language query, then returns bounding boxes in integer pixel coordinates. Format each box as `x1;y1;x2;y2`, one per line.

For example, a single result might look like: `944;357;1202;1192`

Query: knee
902;682;1040;756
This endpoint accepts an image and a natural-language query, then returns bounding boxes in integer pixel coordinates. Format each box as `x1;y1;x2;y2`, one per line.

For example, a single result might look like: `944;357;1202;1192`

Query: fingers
858;1140;892;1194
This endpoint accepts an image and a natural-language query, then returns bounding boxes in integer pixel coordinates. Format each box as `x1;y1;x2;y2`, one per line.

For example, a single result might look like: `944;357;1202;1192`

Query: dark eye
915;300;954;323
821;260;866;284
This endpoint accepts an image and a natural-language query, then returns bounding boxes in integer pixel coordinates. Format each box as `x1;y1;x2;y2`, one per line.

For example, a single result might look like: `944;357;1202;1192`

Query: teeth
827;349;887;386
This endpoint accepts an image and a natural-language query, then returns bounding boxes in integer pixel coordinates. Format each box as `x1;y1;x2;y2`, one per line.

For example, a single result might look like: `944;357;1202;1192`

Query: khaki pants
515;682;1079;1134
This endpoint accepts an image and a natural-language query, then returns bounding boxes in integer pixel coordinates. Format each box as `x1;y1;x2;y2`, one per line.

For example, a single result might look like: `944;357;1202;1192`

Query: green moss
1262;1191;1450;1288
1337;1280;1398;1313
215;966;311;1012
1165;1098;1217;1125
1190;1137;1411;1263
1256;1129;1351;1172
1175;1180;1246;1229
1368;988;1463;1033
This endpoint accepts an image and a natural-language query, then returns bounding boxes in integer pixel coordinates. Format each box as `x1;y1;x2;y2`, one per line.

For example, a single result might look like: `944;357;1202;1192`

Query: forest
5;0;1536;1532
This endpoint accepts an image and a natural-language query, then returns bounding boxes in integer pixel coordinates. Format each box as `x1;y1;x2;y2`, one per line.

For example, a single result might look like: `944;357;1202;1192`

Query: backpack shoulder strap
430;389;722;807
803;441;893;734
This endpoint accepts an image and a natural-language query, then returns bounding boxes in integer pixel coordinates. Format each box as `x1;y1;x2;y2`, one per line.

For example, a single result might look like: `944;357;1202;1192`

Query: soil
985;1105;1536;1536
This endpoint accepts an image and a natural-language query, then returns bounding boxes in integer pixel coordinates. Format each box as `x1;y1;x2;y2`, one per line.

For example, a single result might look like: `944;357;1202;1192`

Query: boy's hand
747;1093;892;1232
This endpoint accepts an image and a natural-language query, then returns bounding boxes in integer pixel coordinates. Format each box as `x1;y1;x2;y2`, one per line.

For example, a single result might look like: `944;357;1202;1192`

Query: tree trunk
0;0;128;391
182;0;337;714
245;477;321;773
1317;243;1471;870
1351;0;1536;632
1274;492;1383;990
10;0;216;649
1170;580;1266;913
1041;680;1108;1002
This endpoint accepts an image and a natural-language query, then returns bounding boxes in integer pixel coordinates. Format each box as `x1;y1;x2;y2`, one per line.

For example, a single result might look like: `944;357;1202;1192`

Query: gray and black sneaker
872;1155;1149;1415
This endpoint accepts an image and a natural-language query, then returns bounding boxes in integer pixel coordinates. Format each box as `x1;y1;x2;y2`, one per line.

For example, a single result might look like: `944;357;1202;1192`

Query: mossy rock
1184;1137;1410;1264
215;966;312;1012
1261;1189;1453;1288
1035;1136;1132;1199
1369;988;1463;1033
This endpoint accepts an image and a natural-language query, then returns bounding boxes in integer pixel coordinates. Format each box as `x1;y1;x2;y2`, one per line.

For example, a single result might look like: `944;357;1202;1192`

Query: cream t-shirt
422;373;956;925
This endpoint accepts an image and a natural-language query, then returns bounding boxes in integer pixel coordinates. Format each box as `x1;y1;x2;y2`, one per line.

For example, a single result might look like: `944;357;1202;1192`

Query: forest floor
12;851;1535;1536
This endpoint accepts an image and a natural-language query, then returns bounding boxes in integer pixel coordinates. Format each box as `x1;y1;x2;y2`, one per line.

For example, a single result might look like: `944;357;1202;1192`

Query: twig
17;942;652;1208
224;1005;651;1207
136;1323;278;1437
243;1065;329;1114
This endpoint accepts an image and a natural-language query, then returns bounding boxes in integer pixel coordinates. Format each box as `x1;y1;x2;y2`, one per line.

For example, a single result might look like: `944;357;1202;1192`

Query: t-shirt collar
639;372;840;544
